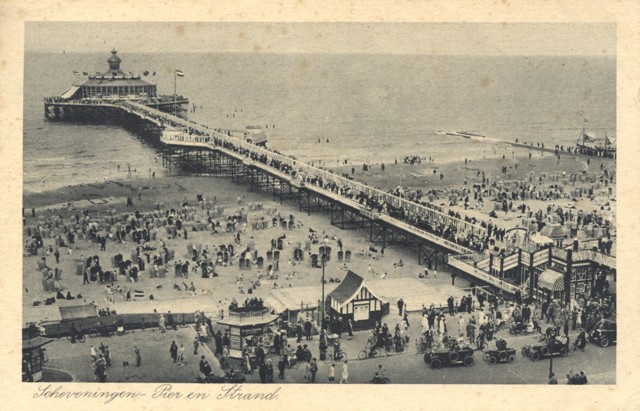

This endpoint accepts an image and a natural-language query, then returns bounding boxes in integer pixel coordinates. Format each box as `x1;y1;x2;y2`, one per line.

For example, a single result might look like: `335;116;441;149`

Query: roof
60;86;81;99
538;268;565;291
59;304;98;320
327;271;386;310
327;271;364;305
78;77;155;88
266;284;338;312
23;337;53;351
540;223;566;239
217;313;279;328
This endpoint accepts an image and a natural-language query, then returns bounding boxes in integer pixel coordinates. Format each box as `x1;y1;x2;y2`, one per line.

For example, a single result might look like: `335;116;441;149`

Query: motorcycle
572;331;587;351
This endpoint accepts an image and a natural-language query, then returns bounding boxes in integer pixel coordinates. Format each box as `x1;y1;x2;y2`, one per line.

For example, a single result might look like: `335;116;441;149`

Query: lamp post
548;330;556;379
321;251;327;323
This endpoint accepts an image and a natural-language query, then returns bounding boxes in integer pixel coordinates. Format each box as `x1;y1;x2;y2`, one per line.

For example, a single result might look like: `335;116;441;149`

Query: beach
23;146;616;316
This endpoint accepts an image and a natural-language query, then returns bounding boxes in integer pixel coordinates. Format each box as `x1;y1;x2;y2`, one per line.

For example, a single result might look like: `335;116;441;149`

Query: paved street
205;309;616;385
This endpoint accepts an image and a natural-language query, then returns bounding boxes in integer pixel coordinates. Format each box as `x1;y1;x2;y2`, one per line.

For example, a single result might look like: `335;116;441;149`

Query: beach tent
540;223;565;247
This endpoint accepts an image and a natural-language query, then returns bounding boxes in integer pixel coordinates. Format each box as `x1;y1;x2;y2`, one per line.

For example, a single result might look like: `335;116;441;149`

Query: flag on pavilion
175;69;185;77
82;71;88;75
152;71;156;76
143;70;149;76
73;71;79;74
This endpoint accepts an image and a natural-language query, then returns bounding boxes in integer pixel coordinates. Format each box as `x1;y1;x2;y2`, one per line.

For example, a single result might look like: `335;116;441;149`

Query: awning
263;295;288;313
538;269;565;291
23;337;53;351
59;304;98;320
60;86;81;100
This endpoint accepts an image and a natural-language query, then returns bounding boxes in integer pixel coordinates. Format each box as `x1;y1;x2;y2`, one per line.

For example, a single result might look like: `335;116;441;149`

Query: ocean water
23;52;615;193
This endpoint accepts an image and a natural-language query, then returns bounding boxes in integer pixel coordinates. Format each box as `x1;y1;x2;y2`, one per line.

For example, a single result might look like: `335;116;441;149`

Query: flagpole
174;70;177;115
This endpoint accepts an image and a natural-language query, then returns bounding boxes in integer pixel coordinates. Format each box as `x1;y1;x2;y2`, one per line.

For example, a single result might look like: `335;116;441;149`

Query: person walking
158;314;166;333
466;322;476;345
304;318;313;341
277;356;286;380
304;360;311;383
296;322;303;343
214;330;224;357
328;363;336;382
176;344;185;365
104;345;111;367
266;359;274;383
193;336;200;355
170;341;178;363
310;358;318;383
340;360;349;384
134;346;141;367
347;319;354;340
397;298;404;316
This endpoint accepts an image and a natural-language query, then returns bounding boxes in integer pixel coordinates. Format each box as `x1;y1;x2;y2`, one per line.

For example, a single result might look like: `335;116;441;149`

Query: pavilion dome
108;49;122;73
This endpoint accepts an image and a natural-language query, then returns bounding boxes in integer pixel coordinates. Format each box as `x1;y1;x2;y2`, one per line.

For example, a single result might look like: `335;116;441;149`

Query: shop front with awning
537;268;565;303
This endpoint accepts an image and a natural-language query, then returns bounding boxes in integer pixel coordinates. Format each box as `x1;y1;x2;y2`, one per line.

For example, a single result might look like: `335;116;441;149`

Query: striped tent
538;269;565;291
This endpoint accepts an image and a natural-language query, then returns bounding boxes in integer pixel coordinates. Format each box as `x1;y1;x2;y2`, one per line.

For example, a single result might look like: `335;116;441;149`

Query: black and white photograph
18;21;621;387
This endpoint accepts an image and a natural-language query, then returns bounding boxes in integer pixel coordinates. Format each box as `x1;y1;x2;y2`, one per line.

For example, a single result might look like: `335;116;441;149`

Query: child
328;363;335;382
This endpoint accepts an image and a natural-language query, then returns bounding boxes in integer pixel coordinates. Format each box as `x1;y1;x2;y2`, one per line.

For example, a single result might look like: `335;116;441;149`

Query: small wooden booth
22;337;53;382
217;307;279;359
326;271;388;331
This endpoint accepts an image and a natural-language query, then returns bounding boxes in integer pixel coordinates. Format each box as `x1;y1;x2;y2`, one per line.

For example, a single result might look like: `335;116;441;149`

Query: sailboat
575;126;616;158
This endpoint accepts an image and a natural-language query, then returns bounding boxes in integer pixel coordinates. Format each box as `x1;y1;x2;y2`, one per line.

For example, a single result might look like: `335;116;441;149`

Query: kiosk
217;307;279;359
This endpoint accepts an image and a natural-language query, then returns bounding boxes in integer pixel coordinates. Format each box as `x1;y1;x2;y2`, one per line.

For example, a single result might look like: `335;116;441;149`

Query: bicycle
358;347;383;360
324;350;348;363
415;338;429;354
88;324;115;339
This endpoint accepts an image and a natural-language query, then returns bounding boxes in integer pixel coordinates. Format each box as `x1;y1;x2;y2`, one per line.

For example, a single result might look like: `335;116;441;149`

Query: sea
23;52;616;194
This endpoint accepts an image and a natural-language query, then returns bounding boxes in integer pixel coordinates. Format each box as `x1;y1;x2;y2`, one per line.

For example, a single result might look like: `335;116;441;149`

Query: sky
25;22;616;56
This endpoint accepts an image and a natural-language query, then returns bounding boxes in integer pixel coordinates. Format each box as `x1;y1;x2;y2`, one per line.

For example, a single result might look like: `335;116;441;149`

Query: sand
23;172;472;325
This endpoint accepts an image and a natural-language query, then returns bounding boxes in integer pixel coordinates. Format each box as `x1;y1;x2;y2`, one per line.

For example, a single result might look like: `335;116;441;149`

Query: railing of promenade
447;255;520;293
117;101;487;248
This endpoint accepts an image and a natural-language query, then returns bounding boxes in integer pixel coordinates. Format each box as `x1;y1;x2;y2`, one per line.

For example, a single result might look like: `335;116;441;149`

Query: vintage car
521;338;569;361
423;347;475;369
588;319;616;347
483;348;517;365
